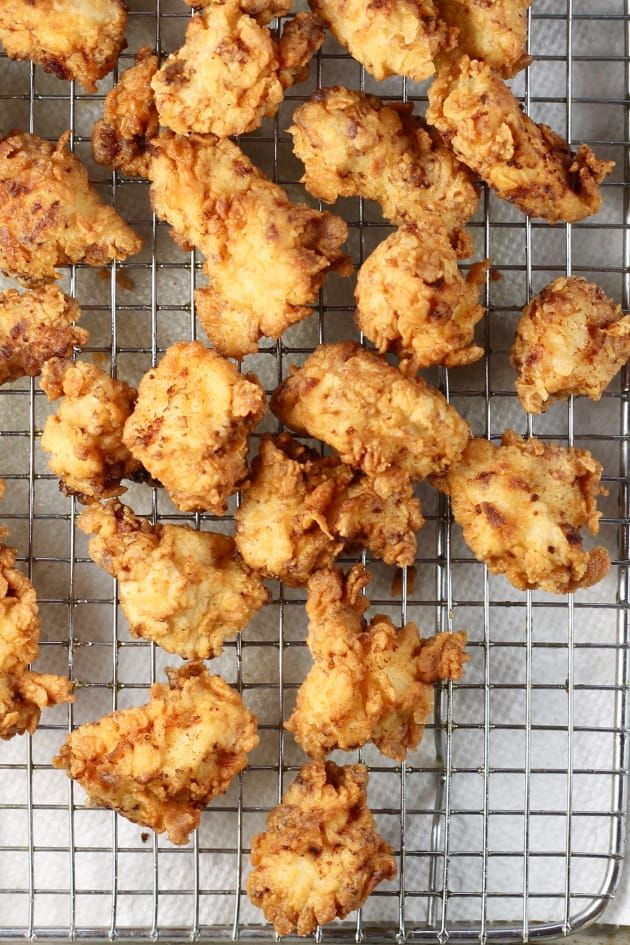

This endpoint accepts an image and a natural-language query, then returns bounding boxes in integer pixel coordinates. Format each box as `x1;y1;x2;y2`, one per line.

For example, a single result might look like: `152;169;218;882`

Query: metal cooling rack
1;0;630;941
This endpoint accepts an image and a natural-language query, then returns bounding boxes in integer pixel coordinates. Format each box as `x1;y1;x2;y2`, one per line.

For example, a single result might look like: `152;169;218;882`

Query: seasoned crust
436;0;532;77
180;0;292;27
247;761;396;936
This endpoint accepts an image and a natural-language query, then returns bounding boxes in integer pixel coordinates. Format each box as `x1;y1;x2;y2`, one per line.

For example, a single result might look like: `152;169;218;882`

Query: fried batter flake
247;761;396;936
427;56;614;223
285;566;468;760
511;277;630;414
123;341;266;514
436;0;531;77
433;431;611;593
53;662;258;844
79;500;269;660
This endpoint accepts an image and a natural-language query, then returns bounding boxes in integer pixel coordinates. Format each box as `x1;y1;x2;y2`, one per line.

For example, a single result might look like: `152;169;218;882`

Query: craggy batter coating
53;662;258;845
181;0;292;27
40;358;141;501
0;131;141;286
150;134;351;359
436;0;531;77
355;225;488;373
78;500;269;660
123;341;266;514
271;342;470;493
234;434;423;585
427;56;614;223
0;0;127;93
290;87;478;237
511;277;630;414
93;48;159;178
0;285;88;386
247;761;396;936
433;431;611;594
285;566;468;760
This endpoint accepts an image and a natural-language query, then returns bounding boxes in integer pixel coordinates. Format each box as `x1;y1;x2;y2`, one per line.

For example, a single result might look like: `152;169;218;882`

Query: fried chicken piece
247;761;396;936
0;131;141;287
285;566;468;760
511;277;630;414
436;0;531;77
427;56;614;223
290;87;478;237
433;431;611;593
78;500;269;659
355;225;487;373
40;358;141;501
150;134;351;359
0;285;87;386
53;662;258;844
271;342;470;494
181;0;291;26
123;341;265;514
0;0;127;93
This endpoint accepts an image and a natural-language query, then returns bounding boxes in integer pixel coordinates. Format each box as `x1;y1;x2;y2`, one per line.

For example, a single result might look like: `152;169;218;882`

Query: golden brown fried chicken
433;431;610;593
285;566;468;760
0;285;87;386
92;48;159;178
53;662;258;844
123;341;265;514
0;0;127;92
271;342;470;494
511;277;630;414
78;500;269;659
0;131;141;287
40;358;141;501
247;761;396;936
290;87;478;237
355;225;487;373
427;56;614;223
150;134;351;359
180;0;291;26
436;0;531;77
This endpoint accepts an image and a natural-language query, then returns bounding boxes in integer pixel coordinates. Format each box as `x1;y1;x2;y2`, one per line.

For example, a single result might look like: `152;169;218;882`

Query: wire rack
1;0;630;941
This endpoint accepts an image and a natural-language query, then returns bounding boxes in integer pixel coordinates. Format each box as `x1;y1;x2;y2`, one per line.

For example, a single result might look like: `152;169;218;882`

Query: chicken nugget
181;0;291;26
436;0;531;77
247;761;396;936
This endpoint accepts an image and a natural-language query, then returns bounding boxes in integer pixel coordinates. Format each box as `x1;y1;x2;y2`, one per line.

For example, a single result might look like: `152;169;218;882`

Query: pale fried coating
123;341;265;514
285;566;468;760
78;500;269;660
181;0;291;26
427;56;614;223
436;0;531;77
0;131;141;287
234;434;423;585
40;358;141;501
247;761;396;936
433;431;611;593
93;48;159;178
150;134;351;359
271;342;470;493
53;662;258;844
290;87;478;237
0;285;88;386
511;277;630;414
0;0;127;93
355;225;487;373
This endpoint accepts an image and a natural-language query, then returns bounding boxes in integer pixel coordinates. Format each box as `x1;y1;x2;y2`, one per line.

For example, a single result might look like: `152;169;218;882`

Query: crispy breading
123;341;265;514
78;500;269;660
433;431;611;593
285;566;468;760
355;225;488;373
271;342;470;493
427;56;614;223
92;48;159;178
436;0;531;77
247;761;396;936
181;0;292;26
40;358;141;501
0;285;88;386
511;277;630;414
0;131;141;287
289;87;478;237
150;134;351;359
0;0;127;93
53;662;258;844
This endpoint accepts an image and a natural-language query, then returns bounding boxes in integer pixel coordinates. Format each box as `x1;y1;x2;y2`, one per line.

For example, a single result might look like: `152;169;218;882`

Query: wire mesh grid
0;0;630;941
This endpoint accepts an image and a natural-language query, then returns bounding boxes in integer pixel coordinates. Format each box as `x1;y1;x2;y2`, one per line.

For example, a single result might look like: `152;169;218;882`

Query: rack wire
1;0;630;940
